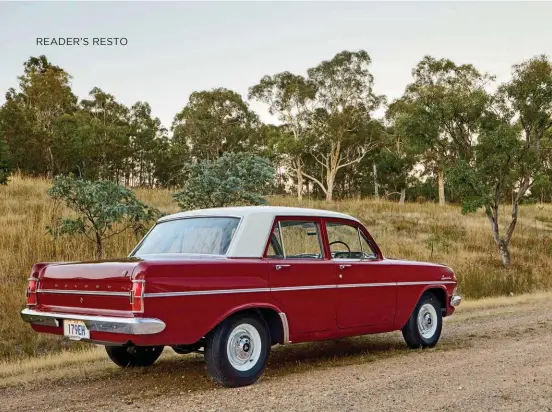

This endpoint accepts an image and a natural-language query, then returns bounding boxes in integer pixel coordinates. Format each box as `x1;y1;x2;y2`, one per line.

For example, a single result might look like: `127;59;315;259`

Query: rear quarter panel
138;258;276;345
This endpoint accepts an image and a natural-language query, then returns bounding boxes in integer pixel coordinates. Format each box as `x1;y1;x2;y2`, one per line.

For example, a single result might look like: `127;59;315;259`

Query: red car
22;206;461;387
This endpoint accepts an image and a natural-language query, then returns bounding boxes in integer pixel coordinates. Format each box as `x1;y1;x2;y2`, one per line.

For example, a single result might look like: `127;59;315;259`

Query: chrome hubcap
417;303;438;339
226;323;262;371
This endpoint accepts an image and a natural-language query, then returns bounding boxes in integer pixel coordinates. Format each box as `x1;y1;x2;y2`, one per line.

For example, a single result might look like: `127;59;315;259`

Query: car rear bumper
450;295;462;307
21;308;166;335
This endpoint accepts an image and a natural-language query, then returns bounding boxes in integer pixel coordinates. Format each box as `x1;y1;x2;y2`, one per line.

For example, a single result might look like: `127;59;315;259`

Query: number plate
63;320;90;341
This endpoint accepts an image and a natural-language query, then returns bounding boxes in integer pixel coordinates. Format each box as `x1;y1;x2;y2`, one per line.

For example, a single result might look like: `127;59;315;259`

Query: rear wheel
205;315;270;387
402;292;442;349
105;345;164;367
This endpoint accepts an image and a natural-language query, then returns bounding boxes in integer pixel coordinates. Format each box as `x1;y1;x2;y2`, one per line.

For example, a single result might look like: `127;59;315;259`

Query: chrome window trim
278;221;286;258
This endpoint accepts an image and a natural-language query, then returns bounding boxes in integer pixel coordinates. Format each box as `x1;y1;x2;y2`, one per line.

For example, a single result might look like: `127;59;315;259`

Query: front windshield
132;217;240;256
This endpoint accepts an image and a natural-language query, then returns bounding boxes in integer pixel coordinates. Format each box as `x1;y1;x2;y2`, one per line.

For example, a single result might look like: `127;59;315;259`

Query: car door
325;218;397;329
266;217;336;335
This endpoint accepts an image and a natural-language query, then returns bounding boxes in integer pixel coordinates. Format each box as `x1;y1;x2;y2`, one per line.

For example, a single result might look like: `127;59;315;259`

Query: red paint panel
268;260;336;335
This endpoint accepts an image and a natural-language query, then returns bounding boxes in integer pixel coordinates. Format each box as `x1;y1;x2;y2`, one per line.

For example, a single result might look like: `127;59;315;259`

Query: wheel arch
397;284;450;330
419;286;448;316
207;303;288;346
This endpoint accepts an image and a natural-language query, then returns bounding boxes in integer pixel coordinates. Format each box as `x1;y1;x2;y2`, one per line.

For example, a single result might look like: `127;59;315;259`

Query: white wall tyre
205;315;270;387
402;292;443;349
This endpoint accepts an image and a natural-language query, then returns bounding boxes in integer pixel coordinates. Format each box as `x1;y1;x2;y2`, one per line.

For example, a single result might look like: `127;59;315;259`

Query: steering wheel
329;240;351;258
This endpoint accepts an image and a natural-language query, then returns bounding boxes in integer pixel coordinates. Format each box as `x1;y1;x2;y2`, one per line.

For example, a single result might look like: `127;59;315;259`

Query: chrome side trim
38;289;129;297
278;312;291;344
271;285;335;292
144;288;271;298
143;281;457;298
337;282;395;288
20;308;166;335
397;281;457;286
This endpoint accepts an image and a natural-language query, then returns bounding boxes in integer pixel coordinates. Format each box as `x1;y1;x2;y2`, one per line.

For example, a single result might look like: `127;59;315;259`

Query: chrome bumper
21;308;166;335
450;295;462;307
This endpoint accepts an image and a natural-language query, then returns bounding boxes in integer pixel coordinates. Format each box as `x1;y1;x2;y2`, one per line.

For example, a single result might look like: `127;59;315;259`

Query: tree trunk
373;162;379;200
326;178;333;201
326;170;335;202
498;239;511;267
296;163;303;201
399;188;406;205
95;232;103;260
46;146;55;178
437;169;445;206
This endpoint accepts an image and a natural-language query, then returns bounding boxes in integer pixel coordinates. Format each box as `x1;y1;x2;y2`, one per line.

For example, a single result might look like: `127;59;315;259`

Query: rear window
132;217;240;256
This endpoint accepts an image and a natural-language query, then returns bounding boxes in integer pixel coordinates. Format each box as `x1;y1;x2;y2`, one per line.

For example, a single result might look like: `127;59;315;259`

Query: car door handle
275;264;291;271
339;264;352;270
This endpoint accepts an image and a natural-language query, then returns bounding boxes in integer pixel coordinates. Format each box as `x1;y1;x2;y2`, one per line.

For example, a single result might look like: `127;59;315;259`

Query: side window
359;231;377;259
326;222;362;259
267;220;323;259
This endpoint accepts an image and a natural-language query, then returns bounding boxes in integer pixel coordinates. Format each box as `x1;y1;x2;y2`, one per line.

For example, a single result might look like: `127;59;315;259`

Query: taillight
130;280;145;313
26;272;39;307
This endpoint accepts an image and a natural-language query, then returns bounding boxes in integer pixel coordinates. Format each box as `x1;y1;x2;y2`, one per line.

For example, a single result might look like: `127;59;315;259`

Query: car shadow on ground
91;331;470;401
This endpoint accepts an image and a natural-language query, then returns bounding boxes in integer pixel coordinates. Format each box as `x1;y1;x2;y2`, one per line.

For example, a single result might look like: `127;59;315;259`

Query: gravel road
3;297;552;412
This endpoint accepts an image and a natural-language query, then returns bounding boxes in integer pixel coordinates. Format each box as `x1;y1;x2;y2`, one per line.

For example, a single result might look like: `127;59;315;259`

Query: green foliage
387;56;492;203
250;50;384;201
173;152;275;210
172;88;260;161
450;115;523;214
0;136;11;184
47;177;161;258
448;55;552;266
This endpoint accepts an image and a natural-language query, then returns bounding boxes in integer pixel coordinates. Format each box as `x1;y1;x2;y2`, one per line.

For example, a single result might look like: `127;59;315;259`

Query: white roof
157;206;360;258
158;206;359;223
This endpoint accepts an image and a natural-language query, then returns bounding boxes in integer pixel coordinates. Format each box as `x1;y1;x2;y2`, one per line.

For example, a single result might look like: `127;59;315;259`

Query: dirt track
3;297;552;412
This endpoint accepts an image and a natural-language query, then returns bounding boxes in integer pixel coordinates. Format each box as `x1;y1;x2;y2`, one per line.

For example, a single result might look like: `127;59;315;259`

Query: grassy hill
1;175;551;360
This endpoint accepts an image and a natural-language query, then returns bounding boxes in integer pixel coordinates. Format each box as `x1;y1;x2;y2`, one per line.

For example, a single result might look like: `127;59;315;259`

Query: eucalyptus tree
128;102;167;186
80;87;131;181
1;55;77;176
451;55;552;266
249;72;316;200
250;51;383;201
304;50;384;201
387;56;492;205
0;136;11;184
172;88;260;161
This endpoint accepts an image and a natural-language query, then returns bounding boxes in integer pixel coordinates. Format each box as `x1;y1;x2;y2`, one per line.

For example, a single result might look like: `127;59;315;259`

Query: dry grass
0;291;547;390
1;175;551;360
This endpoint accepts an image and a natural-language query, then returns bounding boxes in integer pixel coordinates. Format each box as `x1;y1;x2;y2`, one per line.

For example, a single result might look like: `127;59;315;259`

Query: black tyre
402;292;443;349
205;315;271;387
105;345;164;367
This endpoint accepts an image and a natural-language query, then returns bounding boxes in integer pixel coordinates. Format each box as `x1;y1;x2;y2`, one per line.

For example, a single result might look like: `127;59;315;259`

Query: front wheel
402;292;442;349
105;345;164;367
205;315;270;387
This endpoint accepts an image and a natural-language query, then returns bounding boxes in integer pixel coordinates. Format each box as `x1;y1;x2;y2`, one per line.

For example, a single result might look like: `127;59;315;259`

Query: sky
1;1;552;128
